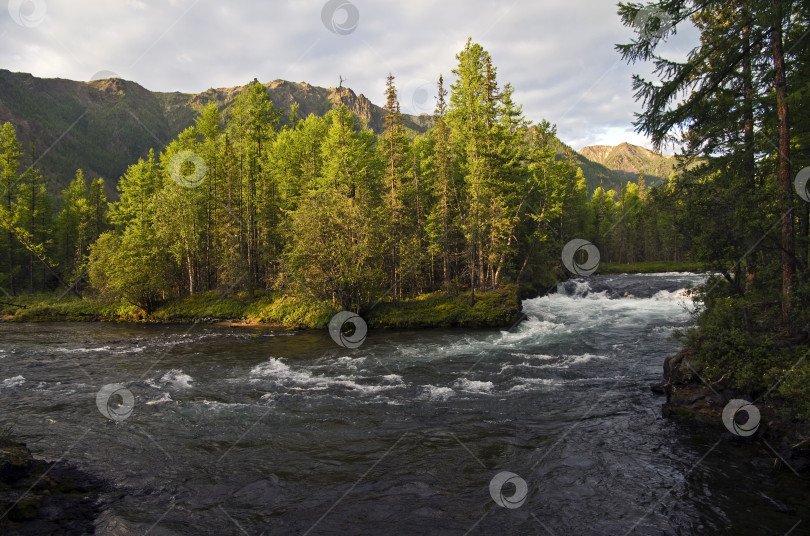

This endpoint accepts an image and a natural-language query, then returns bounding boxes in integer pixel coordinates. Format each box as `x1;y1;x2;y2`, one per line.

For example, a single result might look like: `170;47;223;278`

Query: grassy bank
365;285;521;329
596;261;707;274
0;286;522;329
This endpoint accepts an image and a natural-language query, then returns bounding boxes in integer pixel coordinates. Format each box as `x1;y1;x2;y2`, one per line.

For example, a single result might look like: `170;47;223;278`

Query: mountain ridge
0;69;672;196
0;69;429;193
578;142;677;189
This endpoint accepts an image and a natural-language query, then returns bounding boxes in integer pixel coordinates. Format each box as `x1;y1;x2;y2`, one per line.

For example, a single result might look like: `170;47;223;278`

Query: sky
0;0;699;152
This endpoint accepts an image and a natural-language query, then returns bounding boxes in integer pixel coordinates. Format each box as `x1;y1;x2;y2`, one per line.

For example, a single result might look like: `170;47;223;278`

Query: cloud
0;0;699;150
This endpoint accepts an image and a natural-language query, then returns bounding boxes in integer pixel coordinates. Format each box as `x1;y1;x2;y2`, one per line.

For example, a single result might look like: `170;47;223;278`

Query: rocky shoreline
658;349;810;473
0;438;107;535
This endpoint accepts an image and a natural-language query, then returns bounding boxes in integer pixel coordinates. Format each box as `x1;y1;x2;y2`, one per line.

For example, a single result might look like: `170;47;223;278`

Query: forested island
0;39;694;329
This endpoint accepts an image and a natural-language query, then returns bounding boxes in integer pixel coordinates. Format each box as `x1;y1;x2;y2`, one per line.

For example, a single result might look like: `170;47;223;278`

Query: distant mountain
576;142;677;192
0;70;431;194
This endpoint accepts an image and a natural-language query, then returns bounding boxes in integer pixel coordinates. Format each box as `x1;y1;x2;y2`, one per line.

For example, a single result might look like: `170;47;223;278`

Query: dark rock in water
661;350;727;422
649;382;665;395
0;437;107;535
660;349;810;473
0;442;33;483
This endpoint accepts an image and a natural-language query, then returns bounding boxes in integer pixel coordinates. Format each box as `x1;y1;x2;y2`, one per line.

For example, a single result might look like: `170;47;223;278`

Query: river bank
0;285;522;330
0;261;706;328
660;348;810;473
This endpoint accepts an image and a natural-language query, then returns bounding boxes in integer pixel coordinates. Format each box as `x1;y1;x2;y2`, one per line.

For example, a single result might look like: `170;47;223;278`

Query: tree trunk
771;0;794;326
742;17;760;288
7;228;14;296
469;244;476;306
187;254;194;296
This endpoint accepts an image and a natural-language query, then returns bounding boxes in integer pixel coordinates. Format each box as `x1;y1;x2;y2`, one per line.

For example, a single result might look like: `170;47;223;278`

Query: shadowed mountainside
0;70;431;194
0;69;673;197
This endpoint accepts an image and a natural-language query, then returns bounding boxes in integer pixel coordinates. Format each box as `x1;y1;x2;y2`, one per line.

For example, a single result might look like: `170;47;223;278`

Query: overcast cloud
0;0;699;151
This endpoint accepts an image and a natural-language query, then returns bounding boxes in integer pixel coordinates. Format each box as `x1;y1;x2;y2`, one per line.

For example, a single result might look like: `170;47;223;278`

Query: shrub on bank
680;276;810;423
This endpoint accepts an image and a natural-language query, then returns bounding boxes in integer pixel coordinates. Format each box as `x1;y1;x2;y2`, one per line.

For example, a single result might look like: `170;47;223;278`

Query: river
0;273;807;535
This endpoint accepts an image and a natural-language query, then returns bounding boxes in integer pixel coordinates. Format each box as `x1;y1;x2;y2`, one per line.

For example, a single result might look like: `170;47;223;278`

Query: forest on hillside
0;38;689;316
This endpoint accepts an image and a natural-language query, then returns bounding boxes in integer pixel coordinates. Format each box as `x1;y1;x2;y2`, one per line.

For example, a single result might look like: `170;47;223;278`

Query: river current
0;273;807;535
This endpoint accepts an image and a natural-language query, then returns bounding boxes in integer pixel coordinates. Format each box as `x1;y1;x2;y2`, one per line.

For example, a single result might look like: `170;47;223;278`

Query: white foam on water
61;346;112;354
507;377;558;393
330;356;367;370
500;353;608;374
562;353;609;367
496;318;569;346
146;392;173;405
505;278;702;347
382;374;403;383
145;369;194;390
199;399;254;410
522;353;559;361
391;334;492;362
1;375;24;389
160;369;194;389
60;344;144;355
651;289;693;303
453;378;494;393
418;385;456;401
250;358;318;385
249;357;405;395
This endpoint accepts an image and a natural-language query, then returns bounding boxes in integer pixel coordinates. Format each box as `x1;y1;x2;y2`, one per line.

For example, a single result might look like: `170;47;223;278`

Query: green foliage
0;292;137;321
88;228;170;314
55;169;108;284
682;289;810;420
366;285;521;328
244;294;336;328
283;188;385;311
151;292;247;322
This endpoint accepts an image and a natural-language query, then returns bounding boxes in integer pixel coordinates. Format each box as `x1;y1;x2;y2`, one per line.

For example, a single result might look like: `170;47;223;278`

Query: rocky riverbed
0;436;107;535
